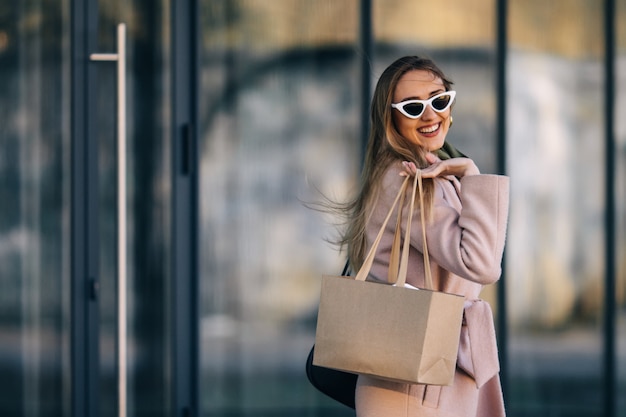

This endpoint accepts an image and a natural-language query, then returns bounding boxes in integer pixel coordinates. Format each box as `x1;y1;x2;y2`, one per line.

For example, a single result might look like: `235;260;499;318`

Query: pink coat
356;161;510;417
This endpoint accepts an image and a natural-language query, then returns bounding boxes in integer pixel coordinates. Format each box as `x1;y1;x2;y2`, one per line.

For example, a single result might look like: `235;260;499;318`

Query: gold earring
449;116;453;127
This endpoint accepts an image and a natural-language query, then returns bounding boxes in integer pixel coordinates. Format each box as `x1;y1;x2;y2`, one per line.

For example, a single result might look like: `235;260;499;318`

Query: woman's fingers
401;161;418;176
401;157;479;179
421;157;480;178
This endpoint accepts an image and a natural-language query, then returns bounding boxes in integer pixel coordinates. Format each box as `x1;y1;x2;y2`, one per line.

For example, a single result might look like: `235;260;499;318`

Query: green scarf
436;141;467;160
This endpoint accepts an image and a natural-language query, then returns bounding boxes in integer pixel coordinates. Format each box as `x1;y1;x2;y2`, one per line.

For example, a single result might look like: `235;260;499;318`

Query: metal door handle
90;23;127;417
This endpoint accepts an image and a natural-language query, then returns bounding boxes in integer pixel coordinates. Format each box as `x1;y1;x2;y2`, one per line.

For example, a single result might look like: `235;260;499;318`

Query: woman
341;56;509;416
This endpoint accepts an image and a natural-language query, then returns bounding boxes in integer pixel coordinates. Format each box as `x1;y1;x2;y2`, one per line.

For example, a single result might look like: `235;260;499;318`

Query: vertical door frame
603;0;617;416
495;0;509;404
171;0;200;415
70;0;100;416
359;0;372;162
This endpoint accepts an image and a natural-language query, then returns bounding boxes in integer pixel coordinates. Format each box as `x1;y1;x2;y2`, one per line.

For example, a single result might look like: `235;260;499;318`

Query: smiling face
392;69;452;152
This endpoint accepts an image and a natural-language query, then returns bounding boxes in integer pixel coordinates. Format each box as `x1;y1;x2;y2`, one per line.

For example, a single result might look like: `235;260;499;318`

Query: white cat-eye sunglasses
391;91;456;119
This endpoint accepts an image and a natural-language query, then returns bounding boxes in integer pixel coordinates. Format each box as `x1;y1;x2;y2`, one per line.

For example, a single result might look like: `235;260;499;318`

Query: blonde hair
342;56;454;271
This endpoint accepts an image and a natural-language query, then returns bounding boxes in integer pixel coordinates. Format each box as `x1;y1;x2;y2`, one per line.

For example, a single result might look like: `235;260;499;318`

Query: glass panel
95;1;172;416
507;1;605;415
0;1;71;416
617;0;626;414
199;1;359;415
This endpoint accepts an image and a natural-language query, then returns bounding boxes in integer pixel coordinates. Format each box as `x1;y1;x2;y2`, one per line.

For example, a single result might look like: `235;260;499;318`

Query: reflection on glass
0;2;71;416
199;1;359;415
507;1;605;415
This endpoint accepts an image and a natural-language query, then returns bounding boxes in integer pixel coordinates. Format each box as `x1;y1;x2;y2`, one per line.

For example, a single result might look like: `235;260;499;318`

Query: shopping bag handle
416;171;433;290
355;175;409;282
397;171;433;289
387;175;406;283
355;170;433;290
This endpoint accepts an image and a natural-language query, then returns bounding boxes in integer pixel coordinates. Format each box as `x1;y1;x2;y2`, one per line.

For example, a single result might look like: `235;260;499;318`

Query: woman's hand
401;153;480;179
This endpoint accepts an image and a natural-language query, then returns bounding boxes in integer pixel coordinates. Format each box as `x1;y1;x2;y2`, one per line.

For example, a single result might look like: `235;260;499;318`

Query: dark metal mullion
70;2;88;413
171;0;199;415
359;0;373;165
71;0;100;416
603;0;617;416
495;0;509;405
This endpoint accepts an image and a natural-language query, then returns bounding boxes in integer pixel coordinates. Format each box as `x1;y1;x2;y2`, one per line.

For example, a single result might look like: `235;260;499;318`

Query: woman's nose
421;103;437;120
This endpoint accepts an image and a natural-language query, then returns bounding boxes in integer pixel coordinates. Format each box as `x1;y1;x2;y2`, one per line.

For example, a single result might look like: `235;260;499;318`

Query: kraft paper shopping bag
313;173;465;386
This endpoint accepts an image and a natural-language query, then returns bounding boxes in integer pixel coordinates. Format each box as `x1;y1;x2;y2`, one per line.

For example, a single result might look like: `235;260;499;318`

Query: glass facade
0;1;71;415
0;0;174;415
0;0;624;416
198;2;360;415
507;1;606;415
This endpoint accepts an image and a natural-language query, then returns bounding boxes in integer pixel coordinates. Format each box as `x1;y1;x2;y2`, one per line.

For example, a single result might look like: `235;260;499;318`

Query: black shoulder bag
305;261;357;409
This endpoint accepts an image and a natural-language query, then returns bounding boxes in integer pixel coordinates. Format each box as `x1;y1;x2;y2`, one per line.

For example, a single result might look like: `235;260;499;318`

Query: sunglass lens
432;94;452;111
403;103;424;117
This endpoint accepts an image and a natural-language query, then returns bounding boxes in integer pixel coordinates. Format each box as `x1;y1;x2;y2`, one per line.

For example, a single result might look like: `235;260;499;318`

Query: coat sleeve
413;174;510;285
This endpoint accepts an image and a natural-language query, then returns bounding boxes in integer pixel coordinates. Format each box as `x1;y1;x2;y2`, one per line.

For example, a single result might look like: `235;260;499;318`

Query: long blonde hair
342;56;454;271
